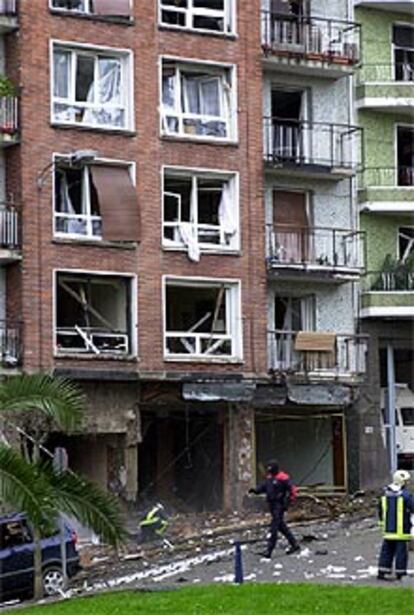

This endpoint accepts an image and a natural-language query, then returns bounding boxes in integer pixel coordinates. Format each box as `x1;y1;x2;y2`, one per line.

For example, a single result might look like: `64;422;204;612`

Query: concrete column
125;444;138;502
223;403;255;511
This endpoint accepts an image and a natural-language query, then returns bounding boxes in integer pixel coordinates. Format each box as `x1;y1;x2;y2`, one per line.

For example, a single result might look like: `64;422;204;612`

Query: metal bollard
234;541;244;584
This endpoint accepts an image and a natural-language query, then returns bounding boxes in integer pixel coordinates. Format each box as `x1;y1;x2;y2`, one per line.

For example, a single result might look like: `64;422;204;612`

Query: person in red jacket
249;460;300;558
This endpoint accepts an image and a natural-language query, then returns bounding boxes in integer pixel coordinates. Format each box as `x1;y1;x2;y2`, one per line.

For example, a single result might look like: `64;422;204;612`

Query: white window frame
49;0;133;17
392;22;414;82
53;153;136;241
162;275;243;362
51;40;134;131
160;56;237;143
158;0;236;36
398;226;414;263
53;269;138;358
162;166;240;254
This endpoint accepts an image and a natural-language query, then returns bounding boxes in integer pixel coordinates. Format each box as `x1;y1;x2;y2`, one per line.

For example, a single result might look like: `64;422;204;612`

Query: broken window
56;273;134;356
52;44;131;129
50;0;133;18
163;169;238;259
272;295;315;370
164;279;241;359
161;59;235;140
397;126;414;186
159;0;234;34
54;158;139;242
398;227;414;263
393;24;414;82
271;89;305;161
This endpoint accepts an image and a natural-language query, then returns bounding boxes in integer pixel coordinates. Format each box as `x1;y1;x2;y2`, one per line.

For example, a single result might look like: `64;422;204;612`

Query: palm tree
0;374;126;599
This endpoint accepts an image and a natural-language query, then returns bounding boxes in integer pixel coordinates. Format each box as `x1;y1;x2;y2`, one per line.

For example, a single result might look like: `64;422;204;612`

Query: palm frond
44;465;126;547
0;445;54;527
0;374;85;432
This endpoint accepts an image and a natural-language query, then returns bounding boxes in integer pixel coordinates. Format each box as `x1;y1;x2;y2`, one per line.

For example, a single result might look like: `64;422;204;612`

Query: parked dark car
0;513;80;600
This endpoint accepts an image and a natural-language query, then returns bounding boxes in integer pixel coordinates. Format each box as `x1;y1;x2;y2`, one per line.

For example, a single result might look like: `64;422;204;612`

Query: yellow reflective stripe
397;496;404;537
380;496;386;530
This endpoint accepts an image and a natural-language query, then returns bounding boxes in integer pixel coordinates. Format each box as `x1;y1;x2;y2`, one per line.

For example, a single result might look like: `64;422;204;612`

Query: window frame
398;226;414;263
50;40;134;132
162;275;243;362
395;122;414;187
49;0;133;21
158;0;236;36
392;22;414;82
52;153;136;242
53;269;138;358
160;56;237;143
161;165;240;254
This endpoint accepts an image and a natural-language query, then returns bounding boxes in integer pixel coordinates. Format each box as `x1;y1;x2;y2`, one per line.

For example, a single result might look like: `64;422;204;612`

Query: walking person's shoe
396;573;404;581
257;550;272;559
377;571;393;581
285;544;301;555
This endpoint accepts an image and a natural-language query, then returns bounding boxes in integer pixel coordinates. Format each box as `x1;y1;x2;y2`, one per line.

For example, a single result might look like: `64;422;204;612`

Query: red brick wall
9;0;268;377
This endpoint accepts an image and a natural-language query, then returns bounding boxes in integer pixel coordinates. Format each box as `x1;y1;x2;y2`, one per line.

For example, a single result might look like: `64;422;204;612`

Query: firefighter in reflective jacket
249;460;300;558
139;503;169;541
377;470;414;581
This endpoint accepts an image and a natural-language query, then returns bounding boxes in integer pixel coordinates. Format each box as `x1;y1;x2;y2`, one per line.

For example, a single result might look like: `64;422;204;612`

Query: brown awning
294;331;336;352
93;0;132;17
91;165;140;242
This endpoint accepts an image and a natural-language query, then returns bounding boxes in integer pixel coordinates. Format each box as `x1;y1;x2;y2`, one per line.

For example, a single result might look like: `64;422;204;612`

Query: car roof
0;513;26;524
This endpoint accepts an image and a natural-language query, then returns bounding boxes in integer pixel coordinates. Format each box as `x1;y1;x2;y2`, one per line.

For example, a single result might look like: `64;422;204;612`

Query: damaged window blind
91;165;140;242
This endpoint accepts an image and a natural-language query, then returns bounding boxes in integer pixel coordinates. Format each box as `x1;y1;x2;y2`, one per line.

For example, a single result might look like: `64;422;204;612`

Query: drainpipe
386;343;397;474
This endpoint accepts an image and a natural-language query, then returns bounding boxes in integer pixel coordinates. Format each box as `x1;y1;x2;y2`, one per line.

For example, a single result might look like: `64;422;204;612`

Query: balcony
268;330;368;381
0;321;21;368
358;167;414;214
266;225;365;282
261;12;360;78
361;270;414;318
0;96;18;146
0;205;20;262
356;64;414;115
263;118;361;179
0;1;18;33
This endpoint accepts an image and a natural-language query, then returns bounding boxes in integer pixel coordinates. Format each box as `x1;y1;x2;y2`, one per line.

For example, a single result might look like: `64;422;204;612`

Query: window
55;272;135;356
164;277;242;360
161;59;236;140
52;43;132;130
163;168;239;258
50;0;133;19
53;156;139;242
393;24;414;82
397;126;414;186
0;520;32;550
398;227;414;263
159;0;234;34
401;407;414;426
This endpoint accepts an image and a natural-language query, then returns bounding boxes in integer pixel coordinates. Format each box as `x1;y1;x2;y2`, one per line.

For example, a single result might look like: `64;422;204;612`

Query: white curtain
300;296;315;331
218;181;236;237
59;173;75;214
183;77;200;114
179;222;200;262
83;58;122;126
200;78;221;116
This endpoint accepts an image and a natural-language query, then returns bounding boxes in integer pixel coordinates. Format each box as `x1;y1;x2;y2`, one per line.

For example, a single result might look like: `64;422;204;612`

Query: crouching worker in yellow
377;470;414;581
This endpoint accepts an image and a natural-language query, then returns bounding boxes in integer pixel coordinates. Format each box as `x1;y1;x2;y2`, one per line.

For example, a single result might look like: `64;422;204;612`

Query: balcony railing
267;225;364;272
268;330;368;376
0;206;19;248
261;12;360;66
0;1;17;16
362;270;414;293
358;167;414;189
263;117;361;171
357;63;414;83
0;96;18;136
0;322;20;367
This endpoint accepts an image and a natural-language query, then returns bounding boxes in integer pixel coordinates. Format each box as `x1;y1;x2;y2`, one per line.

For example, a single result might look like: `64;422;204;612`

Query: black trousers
378;539;409;576
266;507;297;555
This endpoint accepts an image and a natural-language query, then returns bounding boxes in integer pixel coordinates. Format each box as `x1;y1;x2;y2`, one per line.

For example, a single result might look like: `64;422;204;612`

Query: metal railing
267;225;364;271
357;63;414;83
263;117;361;170
268;330;368;375
0;206;19;248
0;0;17;15
362;271;414;293
261;11;360;65
0;97;18;135
358;167;414;188
0;322;20;366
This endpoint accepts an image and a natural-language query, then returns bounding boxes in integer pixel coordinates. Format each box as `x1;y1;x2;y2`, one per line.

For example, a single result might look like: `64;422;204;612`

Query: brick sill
164;357;244;365
51;123;136;137
49;9;134;26
55;353;138;362
161;134;239;147
158;24;237;41
53;238;137;250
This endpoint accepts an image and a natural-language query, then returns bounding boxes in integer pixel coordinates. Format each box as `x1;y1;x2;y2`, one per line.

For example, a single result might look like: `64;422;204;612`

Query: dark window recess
393;25;414;82
401;408;414;426
56;274;132;355
397;126;414;186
